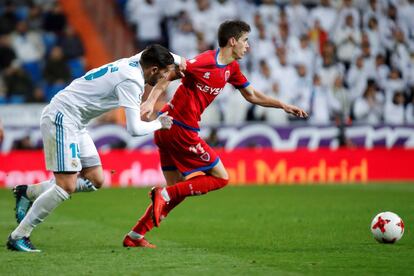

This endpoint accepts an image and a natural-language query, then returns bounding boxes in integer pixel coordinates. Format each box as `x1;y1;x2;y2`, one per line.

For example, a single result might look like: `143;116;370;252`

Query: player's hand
166;66;185;81
173;57;186;79
178;56;187;72
141;101;154;120
283;104;308;118
158;111;173;129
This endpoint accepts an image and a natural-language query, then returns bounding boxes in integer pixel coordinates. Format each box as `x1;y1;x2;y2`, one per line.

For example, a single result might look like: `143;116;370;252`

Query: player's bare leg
205;160;229;179
78;165;105;190
53;172;78;193
8;173;76;252
163;170;184;186
123;170;184;248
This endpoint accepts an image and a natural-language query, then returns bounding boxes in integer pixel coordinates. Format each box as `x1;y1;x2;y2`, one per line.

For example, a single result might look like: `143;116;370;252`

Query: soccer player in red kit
123;20;308;248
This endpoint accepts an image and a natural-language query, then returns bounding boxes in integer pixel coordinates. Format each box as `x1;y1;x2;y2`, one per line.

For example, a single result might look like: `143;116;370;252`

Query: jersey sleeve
184;51;213;76
185;57;201;75
115;80;143;109
124;107;162;136
228;62;250;89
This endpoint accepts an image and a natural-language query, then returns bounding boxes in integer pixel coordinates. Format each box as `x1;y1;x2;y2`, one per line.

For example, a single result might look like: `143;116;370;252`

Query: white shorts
40;105;101;172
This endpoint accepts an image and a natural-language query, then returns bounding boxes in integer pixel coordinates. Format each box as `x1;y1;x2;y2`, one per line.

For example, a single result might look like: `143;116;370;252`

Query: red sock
161;196;185;218
131;197;185;236
131;204;154;236
166;175;228;201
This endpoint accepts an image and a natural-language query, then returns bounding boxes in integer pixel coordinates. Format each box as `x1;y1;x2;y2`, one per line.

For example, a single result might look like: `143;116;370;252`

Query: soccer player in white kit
7;44;184;252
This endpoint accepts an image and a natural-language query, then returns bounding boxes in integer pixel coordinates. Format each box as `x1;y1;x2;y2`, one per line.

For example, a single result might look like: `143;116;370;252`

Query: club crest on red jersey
200;152;211;162
225;70;230;82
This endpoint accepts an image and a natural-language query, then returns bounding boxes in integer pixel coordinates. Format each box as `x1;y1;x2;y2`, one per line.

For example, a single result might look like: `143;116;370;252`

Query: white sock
26;178;97;201
11;185;70;239
26;179;56;201
75;178;98;193
160;188;170;202
128;231;144;240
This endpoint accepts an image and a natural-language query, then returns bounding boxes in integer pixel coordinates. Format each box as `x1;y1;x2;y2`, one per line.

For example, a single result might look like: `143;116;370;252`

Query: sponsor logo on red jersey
196;83;224;95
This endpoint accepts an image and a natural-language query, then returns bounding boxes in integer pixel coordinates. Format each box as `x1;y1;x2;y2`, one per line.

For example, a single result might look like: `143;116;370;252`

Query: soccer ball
370;211;404;244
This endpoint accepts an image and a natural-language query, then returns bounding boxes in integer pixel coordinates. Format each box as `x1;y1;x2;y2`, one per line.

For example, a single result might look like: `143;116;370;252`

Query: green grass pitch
1;184;413;275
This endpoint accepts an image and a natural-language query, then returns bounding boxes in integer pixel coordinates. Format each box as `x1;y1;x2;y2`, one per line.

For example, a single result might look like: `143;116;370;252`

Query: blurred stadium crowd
1;0;414;127
0;0;85;104
121;0;414;126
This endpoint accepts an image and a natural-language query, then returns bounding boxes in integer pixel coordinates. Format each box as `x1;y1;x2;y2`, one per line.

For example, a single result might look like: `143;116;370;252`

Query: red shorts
154;123;219;176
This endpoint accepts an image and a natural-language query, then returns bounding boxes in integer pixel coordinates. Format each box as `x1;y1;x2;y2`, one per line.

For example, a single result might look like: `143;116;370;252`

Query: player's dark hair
218;20;251;47
140;44;174;69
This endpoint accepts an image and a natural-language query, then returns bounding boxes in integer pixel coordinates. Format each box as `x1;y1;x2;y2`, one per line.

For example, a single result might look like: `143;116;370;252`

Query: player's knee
216;169;229;181
55;174;77;194
91;174;105;189
81;169;105;189
60;183;76;194
210;162;229;180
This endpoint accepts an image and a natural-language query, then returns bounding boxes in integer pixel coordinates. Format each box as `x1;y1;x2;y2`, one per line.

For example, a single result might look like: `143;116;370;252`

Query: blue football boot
7;235;41;252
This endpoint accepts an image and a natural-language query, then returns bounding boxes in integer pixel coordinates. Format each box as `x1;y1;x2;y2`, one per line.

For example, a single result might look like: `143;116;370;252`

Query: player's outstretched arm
239;85;308;118
125;107;173;137
141;76;171;119
141;67;184;119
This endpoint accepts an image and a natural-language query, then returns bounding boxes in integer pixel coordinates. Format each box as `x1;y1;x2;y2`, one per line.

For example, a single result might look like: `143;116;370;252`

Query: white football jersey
50;53;145;127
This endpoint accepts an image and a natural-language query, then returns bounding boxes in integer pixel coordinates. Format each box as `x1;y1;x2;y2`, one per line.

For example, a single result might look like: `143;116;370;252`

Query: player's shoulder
116;56;144;84
228;59;242;72
187;50;216;67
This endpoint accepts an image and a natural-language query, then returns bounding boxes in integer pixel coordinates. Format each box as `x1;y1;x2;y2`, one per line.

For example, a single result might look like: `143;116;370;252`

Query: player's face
233;32;249;60
145;64;174;86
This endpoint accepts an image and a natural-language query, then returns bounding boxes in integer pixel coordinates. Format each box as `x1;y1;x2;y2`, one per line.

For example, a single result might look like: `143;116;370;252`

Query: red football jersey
160;49;250;130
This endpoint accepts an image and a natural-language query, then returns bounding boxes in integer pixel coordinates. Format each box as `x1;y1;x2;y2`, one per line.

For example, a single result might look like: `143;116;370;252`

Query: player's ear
150;66;159;75
229;37;236;47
